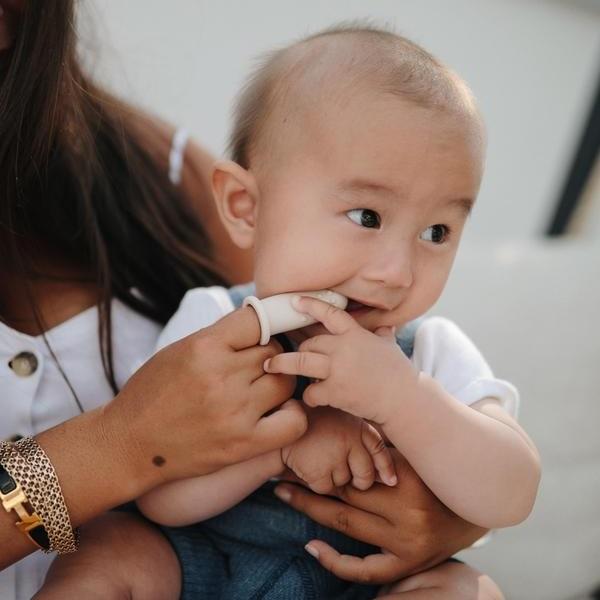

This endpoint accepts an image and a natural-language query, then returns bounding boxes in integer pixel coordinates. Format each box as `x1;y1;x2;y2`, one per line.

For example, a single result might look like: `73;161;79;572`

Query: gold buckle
1;482;46;549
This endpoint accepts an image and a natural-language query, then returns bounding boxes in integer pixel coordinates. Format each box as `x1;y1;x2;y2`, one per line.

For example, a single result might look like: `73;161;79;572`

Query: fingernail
274;486;292;503
305;543;319;559
385;474;398;486
263;358;271;371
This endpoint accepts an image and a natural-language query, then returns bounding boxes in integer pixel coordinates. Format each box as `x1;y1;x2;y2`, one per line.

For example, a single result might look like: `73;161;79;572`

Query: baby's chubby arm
264;296;541;530
137;447;286;526
138;403;395;525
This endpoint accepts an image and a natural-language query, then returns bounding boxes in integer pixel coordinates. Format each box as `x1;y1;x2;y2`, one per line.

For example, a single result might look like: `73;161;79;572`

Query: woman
0;1;489;598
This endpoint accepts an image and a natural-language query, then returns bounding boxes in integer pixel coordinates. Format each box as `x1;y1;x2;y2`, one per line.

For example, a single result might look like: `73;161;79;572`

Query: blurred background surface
80;1;600;598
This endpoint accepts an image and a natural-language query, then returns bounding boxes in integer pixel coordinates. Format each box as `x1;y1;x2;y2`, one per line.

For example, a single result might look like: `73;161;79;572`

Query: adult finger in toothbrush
243;290;348;345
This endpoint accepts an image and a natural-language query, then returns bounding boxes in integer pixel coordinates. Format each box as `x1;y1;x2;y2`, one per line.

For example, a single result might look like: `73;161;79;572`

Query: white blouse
0;300;162;600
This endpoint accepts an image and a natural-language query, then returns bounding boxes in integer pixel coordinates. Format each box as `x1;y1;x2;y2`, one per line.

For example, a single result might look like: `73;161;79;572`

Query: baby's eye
419;224;449;244
346;209;381;229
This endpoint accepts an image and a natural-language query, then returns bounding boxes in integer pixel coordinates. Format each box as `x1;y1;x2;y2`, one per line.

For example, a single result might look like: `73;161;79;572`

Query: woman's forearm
0;407;157;569
137;449;284;526
383;376;541;529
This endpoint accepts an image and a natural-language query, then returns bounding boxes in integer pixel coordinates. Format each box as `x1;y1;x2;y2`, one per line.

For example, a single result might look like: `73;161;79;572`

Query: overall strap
227;282;257;309
396;317;424;359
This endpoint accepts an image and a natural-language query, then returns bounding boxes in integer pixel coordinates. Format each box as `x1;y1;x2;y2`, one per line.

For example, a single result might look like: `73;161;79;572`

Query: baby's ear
212;160;259;249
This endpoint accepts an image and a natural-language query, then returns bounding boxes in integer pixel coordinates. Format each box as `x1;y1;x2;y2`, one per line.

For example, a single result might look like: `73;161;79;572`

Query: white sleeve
155;286;235;353
411;316;519;417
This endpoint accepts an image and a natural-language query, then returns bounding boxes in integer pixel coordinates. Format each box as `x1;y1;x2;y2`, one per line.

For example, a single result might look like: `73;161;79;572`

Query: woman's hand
103;305;307;490
274;449;487;585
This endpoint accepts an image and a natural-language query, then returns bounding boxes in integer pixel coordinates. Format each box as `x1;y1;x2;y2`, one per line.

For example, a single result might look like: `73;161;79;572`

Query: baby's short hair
228;22;478;169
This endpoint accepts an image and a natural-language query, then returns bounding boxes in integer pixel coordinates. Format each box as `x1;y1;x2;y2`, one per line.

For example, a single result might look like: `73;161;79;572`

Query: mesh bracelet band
0;445;51;551
0;439;78;554
13;437;79;554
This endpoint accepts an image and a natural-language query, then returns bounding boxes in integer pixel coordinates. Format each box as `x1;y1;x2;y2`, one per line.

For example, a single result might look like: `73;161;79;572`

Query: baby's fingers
361;422;397;487
293;295;359;336
374;326;396;342
347;443;376;490
264;352;330;380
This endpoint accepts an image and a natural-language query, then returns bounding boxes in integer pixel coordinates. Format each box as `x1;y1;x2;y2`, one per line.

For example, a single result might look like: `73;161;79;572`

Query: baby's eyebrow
336;178;397;196
444;197;474;217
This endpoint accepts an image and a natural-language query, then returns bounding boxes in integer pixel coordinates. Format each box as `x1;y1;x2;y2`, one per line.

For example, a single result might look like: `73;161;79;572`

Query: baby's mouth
345;299;374;313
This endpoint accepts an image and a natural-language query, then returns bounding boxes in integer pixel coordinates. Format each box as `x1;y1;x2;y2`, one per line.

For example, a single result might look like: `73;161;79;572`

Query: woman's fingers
273;483;387;548
253;399;307;453
264;351;330;380
212;306;262;349
293;296;359;336
304;542;407;585
250;373;296;415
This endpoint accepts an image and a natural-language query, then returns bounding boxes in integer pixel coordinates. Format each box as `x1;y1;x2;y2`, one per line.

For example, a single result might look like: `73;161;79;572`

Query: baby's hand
281;407;396;494
264;296;418;425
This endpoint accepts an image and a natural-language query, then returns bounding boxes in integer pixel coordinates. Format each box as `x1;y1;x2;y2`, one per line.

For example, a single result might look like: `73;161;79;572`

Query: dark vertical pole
546;69;600;236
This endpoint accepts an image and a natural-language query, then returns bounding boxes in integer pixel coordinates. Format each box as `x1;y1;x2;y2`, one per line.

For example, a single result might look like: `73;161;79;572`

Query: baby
37;24;540;600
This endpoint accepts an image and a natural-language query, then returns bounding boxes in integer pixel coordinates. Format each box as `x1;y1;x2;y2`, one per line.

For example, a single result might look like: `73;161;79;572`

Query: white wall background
81;0;600;243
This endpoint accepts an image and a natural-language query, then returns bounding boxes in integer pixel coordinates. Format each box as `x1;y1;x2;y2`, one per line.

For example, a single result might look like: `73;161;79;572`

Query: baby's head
213;24;485;330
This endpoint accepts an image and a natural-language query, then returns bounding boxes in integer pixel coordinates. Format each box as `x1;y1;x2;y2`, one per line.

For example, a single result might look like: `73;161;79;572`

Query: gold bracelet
1;439;78;554
13;437;79;554
0;443;50;551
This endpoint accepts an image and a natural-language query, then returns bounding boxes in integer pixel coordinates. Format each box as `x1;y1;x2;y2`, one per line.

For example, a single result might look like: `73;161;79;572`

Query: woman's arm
0;407;144;570
0;307;306;569
138;448;284;526
274;449;487;585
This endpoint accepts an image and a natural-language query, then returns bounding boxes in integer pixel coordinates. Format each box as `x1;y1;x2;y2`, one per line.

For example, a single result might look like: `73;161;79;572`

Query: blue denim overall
161;284;421;600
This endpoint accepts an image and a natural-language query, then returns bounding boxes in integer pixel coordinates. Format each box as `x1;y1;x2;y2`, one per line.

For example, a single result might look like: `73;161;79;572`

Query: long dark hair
0;0;226;393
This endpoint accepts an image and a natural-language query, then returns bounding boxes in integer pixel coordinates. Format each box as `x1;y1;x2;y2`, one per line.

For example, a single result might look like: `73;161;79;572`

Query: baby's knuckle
352;477;371;491
372;437;388;455
353;462;375;479
311;480;333;494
